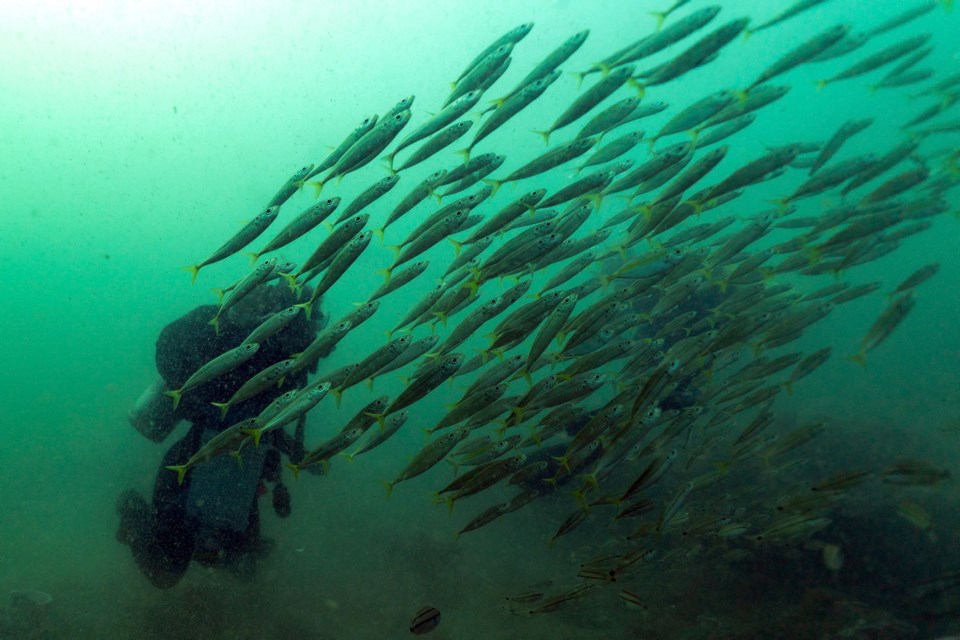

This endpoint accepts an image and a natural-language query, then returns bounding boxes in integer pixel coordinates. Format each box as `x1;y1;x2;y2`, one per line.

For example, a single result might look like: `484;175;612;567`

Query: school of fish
173;0;957;625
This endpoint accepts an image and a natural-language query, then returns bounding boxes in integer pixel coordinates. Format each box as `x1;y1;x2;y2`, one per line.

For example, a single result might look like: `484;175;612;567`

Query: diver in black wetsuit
116;282;328;589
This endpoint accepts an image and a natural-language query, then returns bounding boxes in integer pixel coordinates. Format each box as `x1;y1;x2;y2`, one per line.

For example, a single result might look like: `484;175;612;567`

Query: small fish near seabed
409;606;441;634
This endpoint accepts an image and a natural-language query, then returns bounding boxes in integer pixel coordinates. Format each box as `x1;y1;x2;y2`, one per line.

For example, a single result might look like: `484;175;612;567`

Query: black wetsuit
122;297;323;589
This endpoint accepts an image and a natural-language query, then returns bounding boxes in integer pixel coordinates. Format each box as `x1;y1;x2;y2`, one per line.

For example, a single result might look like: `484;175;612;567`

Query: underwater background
2;0;959;638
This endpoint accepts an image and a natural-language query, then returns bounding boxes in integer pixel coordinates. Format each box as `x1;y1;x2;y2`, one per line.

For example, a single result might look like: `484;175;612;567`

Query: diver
116;281;328;589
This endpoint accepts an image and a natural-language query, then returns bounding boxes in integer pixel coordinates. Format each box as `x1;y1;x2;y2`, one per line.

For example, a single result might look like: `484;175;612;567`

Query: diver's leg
223;495;272;579
117;433;197;589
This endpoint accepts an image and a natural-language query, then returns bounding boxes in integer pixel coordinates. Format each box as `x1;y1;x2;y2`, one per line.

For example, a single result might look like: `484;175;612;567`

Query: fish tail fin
372;227;385;244
332;388;344;408
245;251;260;266
307;180;325;197
365;412;386;431
487;94;507;110
517;367;532;387
163;389;182;410
286;463;301;481
847;350;867;368
613;242;628;262
580;470;601;492
637;203;653;221
585;192;604;210
384;481;395;499
449;237;463;256
814;80;828;92
460;277;481;299
743;28;754;42
241;427;263;447
527;426;543;447
733;88;750;106
294;301;313;321
208;315;221;335
165;465;188;485
569;70;587;90
868;84;879;95
759;267;776;286
768;197;791;214
783;381;794;396
569;487;591;511
627;78;645;98
455;147;471;162
211;402;230;421
648;10;666;30
382;152;396;172
281;272;298;293
552;454;572;473
385;244;402;258
210;288;226;305
533;129;551;145
181;264;201;284
376;267;392;285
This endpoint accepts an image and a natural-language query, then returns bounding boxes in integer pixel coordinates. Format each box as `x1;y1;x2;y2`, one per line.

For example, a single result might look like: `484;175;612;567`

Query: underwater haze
2;0;960;638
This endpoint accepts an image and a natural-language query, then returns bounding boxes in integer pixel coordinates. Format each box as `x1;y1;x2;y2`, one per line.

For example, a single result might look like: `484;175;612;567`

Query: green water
2;1;959;638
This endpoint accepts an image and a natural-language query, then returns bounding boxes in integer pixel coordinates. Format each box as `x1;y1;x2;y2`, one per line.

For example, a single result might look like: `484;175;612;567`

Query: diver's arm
273;418;300;458
127;377;182;443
